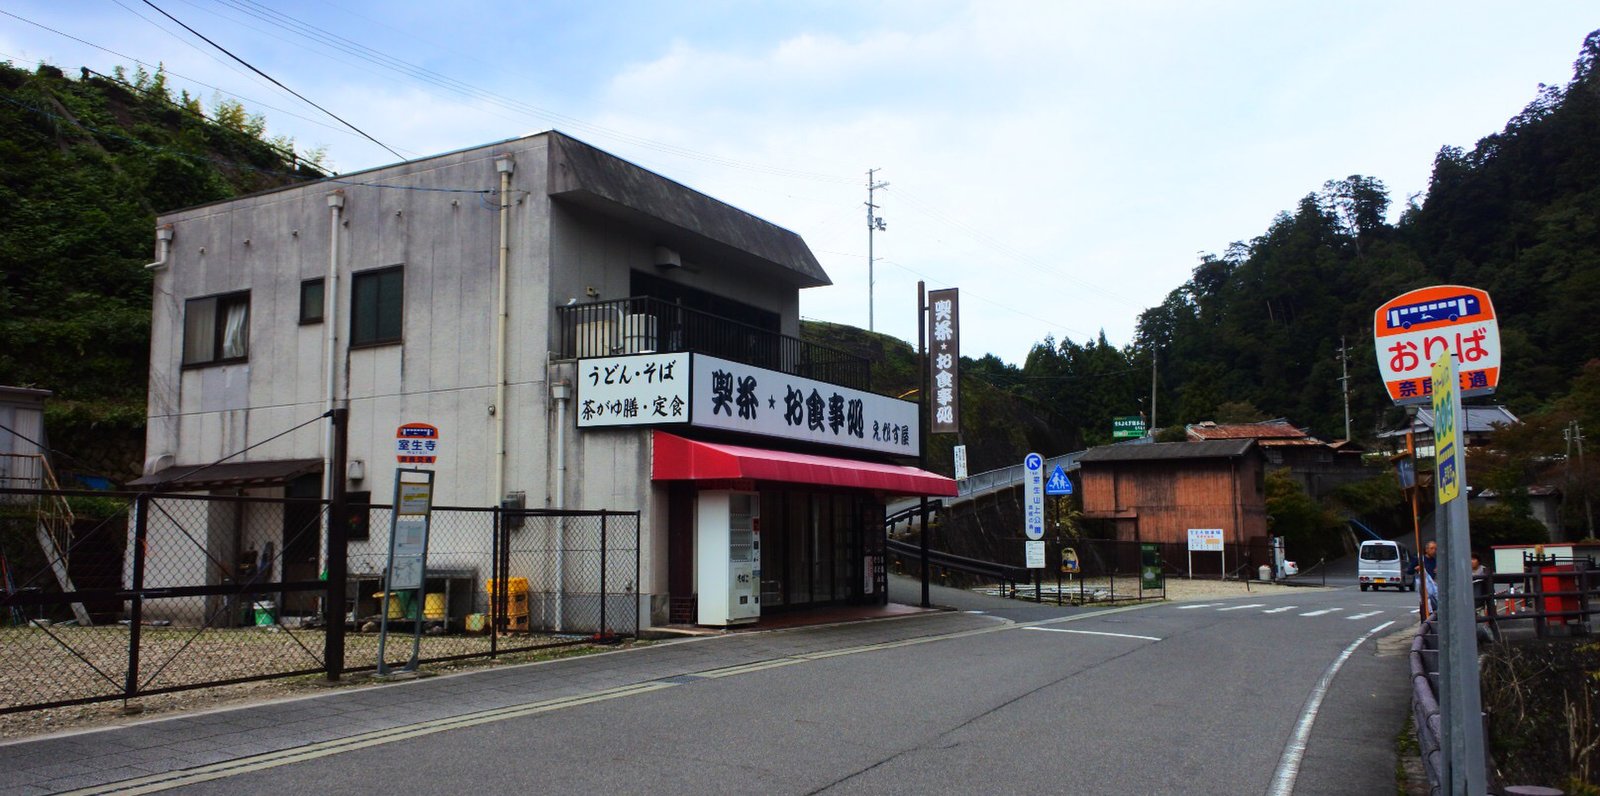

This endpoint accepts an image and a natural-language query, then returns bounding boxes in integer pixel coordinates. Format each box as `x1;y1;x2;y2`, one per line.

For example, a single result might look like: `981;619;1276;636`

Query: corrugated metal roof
1077;439;1255;463
1377;405;1521;437
1187;421;1307;440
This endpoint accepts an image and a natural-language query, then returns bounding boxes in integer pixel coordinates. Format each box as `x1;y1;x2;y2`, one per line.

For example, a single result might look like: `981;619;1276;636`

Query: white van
1357;540;1415;592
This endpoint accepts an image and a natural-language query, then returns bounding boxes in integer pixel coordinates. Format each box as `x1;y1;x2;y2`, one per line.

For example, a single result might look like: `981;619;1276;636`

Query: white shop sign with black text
577;352;920;456
691;354;920;456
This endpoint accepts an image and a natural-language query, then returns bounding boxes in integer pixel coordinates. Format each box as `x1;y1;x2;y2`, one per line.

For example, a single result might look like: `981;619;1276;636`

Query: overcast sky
3;2;1594;364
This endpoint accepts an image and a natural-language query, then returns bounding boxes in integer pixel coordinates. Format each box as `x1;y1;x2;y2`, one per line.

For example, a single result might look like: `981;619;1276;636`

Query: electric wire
139;0;405;161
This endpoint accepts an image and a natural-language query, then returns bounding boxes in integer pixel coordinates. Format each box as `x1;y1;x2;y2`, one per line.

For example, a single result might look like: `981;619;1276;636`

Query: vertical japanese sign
1432;352;1461;504
928;288;960;435
1374;285;1499;405
1023;452;1044;540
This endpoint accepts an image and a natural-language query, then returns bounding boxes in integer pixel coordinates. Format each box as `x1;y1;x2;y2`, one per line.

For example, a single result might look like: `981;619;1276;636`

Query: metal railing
1475;555;1597;639
554;296;872;391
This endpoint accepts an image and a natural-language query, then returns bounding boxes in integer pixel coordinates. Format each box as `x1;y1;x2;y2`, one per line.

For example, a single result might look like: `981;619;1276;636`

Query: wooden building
1076;439;1268;548
1186;420;1372;501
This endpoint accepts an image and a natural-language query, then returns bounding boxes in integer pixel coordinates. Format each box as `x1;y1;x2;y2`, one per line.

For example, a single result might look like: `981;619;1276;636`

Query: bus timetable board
1373;285;1500;406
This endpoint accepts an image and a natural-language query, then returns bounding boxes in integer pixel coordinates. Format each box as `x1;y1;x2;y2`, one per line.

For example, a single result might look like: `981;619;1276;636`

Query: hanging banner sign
1373;285;1500;405
928;288;960;435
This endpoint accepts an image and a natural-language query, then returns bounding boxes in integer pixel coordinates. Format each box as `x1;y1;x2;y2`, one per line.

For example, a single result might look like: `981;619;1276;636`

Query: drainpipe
144;225;174;270
494;156;514;508
551;377;570;630
324;191;345;510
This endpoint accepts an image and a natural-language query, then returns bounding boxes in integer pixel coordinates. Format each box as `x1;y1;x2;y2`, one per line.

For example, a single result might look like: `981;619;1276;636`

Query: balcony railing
554;296;872;392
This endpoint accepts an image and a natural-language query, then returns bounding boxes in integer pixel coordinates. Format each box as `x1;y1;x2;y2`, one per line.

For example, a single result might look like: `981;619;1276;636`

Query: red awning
652;432;957;497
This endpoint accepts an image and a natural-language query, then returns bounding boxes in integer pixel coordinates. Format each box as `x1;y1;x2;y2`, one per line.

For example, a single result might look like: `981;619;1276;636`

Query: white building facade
135;132;954;629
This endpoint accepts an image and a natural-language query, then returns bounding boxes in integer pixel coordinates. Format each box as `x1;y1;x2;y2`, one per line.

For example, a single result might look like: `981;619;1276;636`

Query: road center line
1347;610;1383;620
1267;621;1396;796
1023;627;1162;642
1261;606;1298;614
1176;603;1219;610
1215;604;1265;612
1300;608;1342;617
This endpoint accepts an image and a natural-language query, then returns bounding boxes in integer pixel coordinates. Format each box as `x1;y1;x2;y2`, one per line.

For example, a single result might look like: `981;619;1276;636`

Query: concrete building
132;131;954;629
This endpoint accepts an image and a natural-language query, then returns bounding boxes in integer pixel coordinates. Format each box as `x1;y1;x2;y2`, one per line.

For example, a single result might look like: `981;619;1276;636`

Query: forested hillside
999;30;1600;452
0;62;323;475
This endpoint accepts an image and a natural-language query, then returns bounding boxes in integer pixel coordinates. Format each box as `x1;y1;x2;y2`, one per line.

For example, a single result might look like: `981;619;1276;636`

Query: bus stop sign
1373;285;1499;406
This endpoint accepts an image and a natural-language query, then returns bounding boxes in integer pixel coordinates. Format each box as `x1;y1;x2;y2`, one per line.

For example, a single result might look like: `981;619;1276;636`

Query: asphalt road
155;582;1417;795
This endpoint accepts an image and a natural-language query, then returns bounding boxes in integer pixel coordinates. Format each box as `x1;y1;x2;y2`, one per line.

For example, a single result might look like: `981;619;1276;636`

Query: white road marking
1024;627;1162;642
964;610;986;614
1267;621;1396;796
1261;606;1298;614
1177;603;1219;610
1216;604;1265;612
1299;608;1342;617
1410;609;1420;614
1347;611;1383;620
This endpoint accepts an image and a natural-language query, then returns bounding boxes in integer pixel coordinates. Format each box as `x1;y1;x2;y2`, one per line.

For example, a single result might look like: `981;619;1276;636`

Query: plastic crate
485;577;530;596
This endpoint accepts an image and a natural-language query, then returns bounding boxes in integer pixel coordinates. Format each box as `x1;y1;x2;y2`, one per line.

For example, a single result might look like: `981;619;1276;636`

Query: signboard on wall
578;353;921;456
1373;285;1500;405
576;352;690;427
928;288;960;435
689;354;920;456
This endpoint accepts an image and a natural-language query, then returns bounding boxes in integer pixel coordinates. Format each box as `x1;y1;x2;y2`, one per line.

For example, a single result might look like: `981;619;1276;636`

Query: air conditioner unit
621;314;658;354
574;318;619;358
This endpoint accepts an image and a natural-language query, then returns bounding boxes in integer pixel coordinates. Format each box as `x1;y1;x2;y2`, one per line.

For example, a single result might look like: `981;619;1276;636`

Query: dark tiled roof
1077;439;1255;463
129;459;323;490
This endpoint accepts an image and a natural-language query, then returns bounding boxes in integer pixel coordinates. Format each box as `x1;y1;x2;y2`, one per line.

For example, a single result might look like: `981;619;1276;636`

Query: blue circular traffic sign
1025;453;1043;470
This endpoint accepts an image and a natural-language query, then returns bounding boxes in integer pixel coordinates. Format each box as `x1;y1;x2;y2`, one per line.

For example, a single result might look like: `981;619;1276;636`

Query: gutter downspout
494;156;514;508
551;377;570;630
144;225;174;270
324;191;345;522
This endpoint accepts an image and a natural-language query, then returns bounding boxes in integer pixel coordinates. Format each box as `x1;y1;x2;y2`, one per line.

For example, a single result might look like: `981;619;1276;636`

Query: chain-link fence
1;487;639;714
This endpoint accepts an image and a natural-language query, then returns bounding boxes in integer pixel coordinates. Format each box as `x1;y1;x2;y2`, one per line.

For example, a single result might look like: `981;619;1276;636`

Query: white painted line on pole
1024;627;1162;642
1300;608;1343;617
1261;606;1298;614
1267;620;1396;796
1347;611;1383;620
1215;604;1265;612
1176;603;1219;610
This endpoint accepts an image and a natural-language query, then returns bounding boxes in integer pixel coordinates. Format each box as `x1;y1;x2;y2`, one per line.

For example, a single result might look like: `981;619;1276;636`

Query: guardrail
1409;618;1444;794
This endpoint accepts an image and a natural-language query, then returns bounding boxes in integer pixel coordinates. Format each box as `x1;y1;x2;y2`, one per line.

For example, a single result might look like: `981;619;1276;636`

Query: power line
139;0;405;161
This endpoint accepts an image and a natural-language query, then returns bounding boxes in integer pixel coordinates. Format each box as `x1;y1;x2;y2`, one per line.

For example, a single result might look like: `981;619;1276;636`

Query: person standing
1419;540;1439;612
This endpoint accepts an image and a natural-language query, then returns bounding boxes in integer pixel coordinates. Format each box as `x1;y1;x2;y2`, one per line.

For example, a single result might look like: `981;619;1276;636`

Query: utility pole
1149;348;1158;437
866;169;888;332
1338;336;1352;441
1576;421;1594;538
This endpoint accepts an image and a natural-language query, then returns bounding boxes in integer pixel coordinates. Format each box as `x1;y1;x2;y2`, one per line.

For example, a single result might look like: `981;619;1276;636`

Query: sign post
377;467;434;676
1432;351;1486;796
1023;453;1045;600
1374;285;1496;795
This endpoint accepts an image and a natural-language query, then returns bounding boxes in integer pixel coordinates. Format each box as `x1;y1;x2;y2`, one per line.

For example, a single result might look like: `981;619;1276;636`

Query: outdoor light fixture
347;459;365;482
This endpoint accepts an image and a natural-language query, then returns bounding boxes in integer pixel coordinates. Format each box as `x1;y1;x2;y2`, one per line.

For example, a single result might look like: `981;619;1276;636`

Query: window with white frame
183;291;250;366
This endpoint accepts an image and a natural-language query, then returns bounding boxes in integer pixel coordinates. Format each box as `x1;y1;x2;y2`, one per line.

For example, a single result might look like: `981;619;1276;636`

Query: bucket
252;601;275;626
1258;565;1272;581
375;591;414;620
423;592;446;621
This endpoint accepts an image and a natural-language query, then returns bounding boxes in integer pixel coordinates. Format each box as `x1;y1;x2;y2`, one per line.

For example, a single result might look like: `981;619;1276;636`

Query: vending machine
696;491;761;626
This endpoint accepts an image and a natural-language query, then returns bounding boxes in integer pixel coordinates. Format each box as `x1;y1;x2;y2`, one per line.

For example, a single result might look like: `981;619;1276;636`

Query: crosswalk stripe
1177;603;1219;610
1300;608;1342;617
1261;606;1298;614
1216;604;1265;612
1347;611;1383;620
